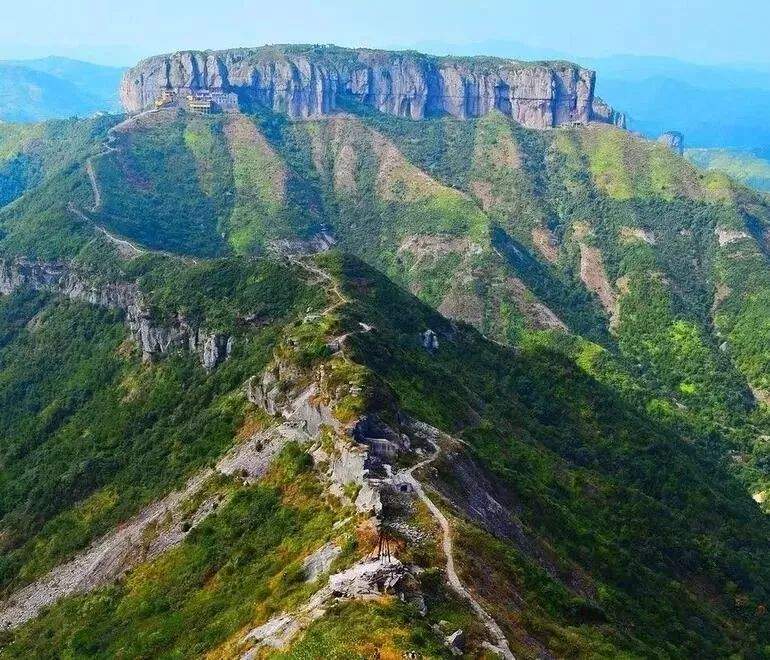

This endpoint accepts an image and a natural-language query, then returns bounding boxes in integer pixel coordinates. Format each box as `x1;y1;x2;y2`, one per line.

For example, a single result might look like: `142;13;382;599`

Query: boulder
658;131;684;155
445;629;465;656
302;542;342;582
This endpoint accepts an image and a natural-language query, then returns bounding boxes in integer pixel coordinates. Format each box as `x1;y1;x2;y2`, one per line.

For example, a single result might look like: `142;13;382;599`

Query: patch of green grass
94;112;227;256
1;443;340;659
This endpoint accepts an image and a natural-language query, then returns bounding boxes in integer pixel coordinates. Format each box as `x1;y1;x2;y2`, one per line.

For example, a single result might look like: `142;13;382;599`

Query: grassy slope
1;445;346;659
3;110;770;653
5;110;770;462
4;252;770;656
0;116;115;212
323;253;770;656
0;257;320;596
5;111;770;444
687;148;770;193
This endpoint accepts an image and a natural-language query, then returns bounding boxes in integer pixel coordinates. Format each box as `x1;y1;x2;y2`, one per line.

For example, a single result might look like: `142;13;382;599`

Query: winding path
401;438;515;659
286;254;349;317
289;256;515;657
69;110;199;264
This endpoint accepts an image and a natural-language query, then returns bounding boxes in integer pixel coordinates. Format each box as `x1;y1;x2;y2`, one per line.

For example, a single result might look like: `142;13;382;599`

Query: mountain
119;45;625;127
686;147;770;192
0;57;123;122
0;44;770;656
413;40;770;151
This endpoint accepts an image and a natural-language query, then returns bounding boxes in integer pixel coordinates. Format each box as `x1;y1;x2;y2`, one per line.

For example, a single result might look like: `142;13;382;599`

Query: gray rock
0;259;233;370
658;131;684;155
421;329;439;352
328;557;406;598
354;481;382;515
591;96;626;128
445;629;465;655
302;542;342;582
120;46;623;130
330;444;368;485
201;333;234;371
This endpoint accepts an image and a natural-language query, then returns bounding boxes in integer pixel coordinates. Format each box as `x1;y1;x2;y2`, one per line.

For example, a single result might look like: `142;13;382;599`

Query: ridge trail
289;255;515;658
401;437;515;660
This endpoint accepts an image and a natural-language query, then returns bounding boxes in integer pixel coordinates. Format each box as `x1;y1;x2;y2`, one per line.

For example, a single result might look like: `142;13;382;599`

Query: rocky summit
120;44;626;128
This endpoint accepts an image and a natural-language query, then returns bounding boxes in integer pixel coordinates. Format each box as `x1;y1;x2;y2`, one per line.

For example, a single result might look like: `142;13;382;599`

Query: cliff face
0;259;233;370
120;45;622;129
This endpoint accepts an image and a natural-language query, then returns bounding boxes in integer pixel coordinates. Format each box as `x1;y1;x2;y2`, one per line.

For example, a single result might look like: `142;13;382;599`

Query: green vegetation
687;147;770;193
0;257;319;594
322;253;770;655
2;100;770;655
94;113;228;256
1;443;342;658
0;116;115;213
224;114;288;252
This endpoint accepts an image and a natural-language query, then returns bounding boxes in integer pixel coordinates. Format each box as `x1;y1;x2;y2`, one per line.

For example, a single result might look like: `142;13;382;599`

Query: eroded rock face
0;259;233;369
120;45;622;129
591;96;627;128
658;131;684;155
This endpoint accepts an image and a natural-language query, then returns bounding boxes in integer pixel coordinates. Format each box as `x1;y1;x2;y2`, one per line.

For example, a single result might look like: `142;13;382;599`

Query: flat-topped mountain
6;43;770;656
120;44;626;128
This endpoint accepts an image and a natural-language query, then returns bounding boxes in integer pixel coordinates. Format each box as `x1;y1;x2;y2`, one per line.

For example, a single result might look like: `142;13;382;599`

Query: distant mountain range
685;148;770;192
0;56;124;122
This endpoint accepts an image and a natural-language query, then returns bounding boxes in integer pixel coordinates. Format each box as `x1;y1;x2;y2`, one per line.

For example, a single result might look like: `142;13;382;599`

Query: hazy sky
0;0;766;66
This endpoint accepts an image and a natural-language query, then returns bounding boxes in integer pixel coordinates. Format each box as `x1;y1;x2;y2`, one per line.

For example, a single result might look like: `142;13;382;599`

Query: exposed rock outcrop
0;425;301;630
658;131;684;155
302;542;342;582
0;259;233;369
716;227;751;246
241;557;411;656
121;45;623;129
591;96;627;129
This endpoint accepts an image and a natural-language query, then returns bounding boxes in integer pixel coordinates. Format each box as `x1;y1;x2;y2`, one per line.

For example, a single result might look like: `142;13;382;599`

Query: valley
0;43;770;657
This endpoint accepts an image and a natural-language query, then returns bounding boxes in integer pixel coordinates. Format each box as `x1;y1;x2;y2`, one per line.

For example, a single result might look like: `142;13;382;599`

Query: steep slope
0;249;769;657
8;104;770;433
0;116;116;209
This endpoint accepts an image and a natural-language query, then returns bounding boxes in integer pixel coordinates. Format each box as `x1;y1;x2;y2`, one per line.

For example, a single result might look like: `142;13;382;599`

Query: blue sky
0;0;766;66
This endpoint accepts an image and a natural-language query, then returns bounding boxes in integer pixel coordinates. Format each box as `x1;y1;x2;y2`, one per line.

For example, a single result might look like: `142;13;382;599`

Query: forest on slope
1;67;770;655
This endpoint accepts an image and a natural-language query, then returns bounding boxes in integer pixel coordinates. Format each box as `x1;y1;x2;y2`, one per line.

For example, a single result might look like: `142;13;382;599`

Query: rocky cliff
0;259;233;369
658;131;684;155
120;44;623;129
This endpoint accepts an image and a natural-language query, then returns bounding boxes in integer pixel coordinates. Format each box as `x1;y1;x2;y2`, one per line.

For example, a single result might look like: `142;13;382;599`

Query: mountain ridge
0;57;123;122
2;52;770;655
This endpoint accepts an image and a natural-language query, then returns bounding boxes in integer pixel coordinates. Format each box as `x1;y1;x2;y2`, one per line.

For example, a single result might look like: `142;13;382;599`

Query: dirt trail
401;438;516;659
287;254;349;318
85;111;154;214
68;202;145;258
70;109;187;261
243;261;514;657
